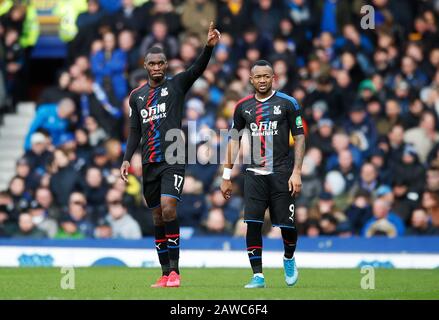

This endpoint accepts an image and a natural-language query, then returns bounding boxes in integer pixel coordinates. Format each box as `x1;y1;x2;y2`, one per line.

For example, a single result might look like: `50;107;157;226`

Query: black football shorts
142;162;185;208
243;170;296;228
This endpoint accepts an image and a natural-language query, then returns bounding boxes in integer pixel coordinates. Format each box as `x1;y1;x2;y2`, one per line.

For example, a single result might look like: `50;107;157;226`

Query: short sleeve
286;98;304;136
232;103;245;132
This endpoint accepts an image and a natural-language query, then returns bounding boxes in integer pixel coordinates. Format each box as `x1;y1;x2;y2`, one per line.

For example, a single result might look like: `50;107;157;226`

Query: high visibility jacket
0;0;40;48
20;3;40;48
53;0;87;42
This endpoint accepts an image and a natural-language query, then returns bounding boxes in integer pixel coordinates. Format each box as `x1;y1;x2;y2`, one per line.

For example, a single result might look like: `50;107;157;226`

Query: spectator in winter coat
91;31;128;102
24;99;76;151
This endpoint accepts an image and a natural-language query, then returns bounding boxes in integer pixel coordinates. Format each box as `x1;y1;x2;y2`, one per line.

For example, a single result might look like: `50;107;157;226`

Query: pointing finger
209;21;214;32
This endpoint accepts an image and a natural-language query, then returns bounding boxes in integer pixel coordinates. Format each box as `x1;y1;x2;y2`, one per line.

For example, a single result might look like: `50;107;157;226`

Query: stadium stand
1;0;439;243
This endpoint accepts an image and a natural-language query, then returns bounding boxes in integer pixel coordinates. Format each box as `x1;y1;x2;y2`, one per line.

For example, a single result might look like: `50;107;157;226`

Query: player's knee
152;208;165;226
161;204;176;222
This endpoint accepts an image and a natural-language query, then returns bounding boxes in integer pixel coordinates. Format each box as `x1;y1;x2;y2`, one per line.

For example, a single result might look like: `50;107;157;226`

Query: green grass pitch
0;267;438;299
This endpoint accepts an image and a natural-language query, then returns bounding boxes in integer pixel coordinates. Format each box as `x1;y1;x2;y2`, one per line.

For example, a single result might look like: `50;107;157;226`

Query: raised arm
173;22;220;93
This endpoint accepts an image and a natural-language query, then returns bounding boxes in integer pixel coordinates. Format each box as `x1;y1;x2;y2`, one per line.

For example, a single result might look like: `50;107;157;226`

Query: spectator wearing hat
28;200;58;238
391;178;420;225
307;100;329;129
94;220;113;239
375;185;394;203
23;132;52;177
357;79;377;103
345;190;373;235
392;144;426;195
402;97;424;130
404;111;439;163
104;189;141;239
49;149;79;207
90;145;112;179
24;98;76;151
7;176;31;217
369;148;392;186
405;208;439;236
308;118;334;159
55;216;86;239
344;101;378;157
14;157;39;192
362;198;405;237
12;213;47;239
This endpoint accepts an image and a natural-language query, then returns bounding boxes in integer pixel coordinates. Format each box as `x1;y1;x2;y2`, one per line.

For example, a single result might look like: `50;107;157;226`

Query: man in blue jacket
361;198;405;237
24;98;75;151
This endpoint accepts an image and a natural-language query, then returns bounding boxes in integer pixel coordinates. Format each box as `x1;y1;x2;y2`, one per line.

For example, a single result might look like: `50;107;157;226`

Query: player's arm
121;94;141;182
221;104;245;200
221;139;240;200
287;99;306;196
174;22;220;93
290;134;305;195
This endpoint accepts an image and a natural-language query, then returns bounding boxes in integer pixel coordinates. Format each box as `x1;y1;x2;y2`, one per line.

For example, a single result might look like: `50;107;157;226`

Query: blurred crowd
1;0;439;239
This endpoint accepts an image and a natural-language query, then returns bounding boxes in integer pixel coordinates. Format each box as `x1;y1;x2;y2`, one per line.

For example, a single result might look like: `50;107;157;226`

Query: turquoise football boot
283;257;298;286
244;275;266;288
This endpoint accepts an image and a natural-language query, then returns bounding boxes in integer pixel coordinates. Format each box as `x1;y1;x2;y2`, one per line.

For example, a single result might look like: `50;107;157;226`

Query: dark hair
145;46;166;60
251;60;273;70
